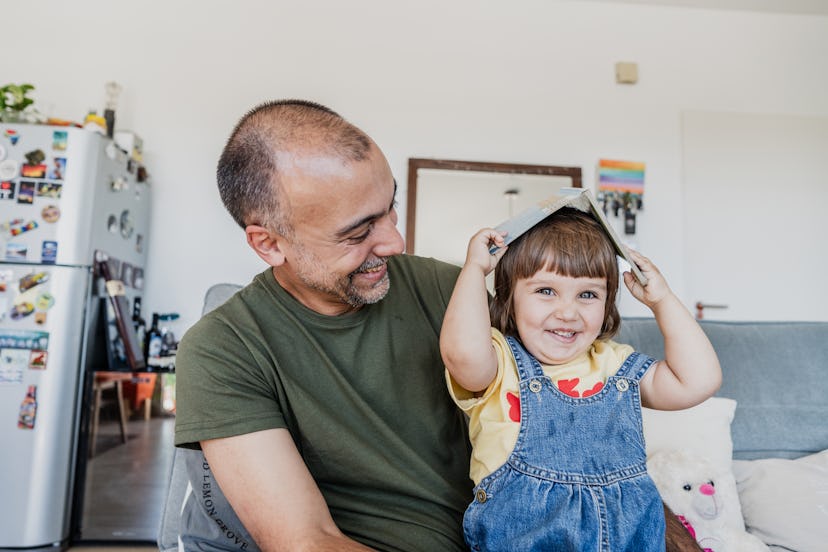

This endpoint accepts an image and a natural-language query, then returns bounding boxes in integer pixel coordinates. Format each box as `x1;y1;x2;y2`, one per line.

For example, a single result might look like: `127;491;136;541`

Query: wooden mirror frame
405;158;582;253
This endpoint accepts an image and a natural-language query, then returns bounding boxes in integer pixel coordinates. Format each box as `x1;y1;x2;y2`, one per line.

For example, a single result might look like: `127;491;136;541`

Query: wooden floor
75;410;175;546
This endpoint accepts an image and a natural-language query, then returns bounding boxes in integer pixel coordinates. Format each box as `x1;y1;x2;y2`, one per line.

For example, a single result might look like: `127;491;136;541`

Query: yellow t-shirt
446;328;634;485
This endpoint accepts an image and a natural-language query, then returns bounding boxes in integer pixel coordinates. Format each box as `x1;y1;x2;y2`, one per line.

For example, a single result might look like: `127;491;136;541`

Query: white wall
4;0;827;331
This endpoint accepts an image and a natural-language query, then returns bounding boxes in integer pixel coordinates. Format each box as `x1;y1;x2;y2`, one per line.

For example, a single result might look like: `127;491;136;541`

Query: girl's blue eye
537;288;553;296
580;291;598;299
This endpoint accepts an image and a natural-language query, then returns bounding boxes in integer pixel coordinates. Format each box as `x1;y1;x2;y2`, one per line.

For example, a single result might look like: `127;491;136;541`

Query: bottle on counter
18;385;37;429
132;297;146;355
146;312;163;360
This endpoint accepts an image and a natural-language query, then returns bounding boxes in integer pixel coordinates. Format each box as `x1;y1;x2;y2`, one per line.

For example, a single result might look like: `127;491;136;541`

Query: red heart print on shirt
506;392;520;422
581;381;604;398
557;378;581;397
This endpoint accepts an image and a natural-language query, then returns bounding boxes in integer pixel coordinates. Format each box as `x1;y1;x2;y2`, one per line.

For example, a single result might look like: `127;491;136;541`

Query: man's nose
372;216;405;257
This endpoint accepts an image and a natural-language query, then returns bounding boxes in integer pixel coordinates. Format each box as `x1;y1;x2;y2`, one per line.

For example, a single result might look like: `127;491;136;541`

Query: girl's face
512;268;608;365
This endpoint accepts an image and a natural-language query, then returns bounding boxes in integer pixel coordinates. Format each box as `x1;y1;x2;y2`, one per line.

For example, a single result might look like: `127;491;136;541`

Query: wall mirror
406;158;582;266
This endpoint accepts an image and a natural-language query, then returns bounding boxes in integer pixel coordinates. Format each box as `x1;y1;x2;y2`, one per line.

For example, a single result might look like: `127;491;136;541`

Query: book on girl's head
489;187;648;286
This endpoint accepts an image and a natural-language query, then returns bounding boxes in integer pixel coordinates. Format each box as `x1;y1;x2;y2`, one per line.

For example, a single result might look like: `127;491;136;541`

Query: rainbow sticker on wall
597;159;645;195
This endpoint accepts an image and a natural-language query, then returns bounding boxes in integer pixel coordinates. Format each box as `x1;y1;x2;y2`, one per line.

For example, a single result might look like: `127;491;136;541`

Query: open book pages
490;187;648;286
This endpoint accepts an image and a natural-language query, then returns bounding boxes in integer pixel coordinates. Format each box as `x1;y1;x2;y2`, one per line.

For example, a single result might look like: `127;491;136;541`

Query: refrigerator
0;123;151;549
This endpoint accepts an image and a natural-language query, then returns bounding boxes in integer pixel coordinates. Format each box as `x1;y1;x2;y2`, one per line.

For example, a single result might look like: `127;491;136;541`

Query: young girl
441;207;722;551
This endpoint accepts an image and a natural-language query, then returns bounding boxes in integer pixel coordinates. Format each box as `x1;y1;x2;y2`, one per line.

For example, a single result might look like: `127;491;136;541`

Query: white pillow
642;397;745;531
732;449;828;552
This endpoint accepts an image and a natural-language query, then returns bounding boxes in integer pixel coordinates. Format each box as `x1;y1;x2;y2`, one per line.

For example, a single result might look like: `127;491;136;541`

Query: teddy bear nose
699;483;716;496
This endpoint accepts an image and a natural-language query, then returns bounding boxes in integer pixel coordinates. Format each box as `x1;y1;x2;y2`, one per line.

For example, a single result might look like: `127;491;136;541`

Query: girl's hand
623;250;671;308
465;228;508;275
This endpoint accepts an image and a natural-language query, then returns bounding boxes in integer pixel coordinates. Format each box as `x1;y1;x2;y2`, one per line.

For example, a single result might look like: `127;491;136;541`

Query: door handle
695;302;728;320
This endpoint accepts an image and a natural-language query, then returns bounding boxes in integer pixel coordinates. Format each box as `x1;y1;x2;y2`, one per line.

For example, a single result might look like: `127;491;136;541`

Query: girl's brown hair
490;207;621;340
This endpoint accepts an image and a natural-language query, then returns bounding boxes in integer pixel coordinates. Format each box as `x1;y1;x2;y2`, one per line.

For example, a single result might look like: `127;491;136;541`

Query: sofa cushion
619;318;828;460
732;449;828;552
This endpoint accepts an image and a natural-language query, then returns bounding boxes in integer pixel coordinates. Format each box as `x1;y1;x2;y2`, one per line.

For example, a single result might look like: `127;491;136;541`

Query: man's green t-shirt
175;254;472;551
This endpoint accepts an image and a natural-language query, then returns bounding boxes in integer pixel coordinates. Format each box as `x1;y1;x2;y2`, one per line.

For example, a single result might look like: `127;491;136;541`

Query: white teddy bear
647;449;768;552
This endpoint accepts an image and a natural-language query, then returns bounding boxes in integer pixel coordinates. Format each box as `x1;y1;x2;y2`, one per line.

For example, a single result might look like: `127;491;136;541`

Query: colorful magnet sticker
41;241;57;264
0;180;14;200
20;164;46;178
41;205;60;223
3;128;19;145
0;270;12;292
36;181;61;199
47;157;65;181
10;302;34;320
52;131;68;151
0;159;18;180
1;349;27;385
34;312;47;325
9;220;38;237
0;329;49;349
0;143;6;161
29;350;47;369
17;384;37;428
5;243;27;260
34;292;54;311
0;218;23;234
19;271;49;292
17;181;34;204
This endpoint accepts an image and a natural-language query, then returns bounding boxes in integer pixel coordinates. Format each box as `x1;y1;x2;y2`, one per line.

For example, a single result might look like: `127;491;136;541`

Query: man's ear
245;224;288;267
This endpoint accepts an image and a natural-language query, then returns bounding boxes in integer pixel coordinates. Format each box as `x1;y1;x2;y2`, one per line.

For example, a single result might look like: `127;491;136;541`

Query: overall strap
505;335;545;381
613;351;657;382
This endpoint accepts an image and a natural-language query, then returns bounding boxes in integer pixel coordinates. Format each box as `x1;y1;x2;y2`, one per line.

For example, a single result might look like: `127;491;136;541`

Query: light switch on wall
615;62;638;84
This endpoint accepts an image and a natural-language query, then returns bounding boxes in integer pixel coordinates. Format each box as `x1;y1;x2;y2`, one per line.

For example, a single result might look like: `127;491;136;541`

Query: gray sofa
618;318;828;461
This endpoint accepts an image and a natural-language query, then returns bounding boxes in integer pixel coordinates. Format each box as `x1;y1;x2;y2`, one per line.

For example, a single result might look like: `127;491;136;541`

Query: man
174;99;702;551
175;99;471;550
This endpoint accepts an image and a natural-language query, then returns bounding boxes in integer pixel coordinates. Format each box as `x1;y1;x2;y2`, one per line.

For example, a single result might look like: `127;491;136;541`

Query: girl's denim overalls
463;336;666;551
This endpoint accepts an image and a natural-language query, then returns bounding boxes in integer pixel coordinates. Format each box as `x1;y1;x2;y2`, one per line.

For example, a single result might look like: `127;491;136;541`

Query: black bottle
146;313;163;359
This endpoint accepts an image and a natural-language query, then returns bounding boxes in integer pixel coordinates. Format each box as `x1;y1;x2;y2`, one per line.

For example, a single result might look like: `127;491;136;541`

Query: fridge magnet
41;205;60;223
120;262;133;287
0;349;27;385
5;243;27;260
29;350;47;370
19;271;49;292
47;157;65;180
0;329;49;349
132;267;144;290
0;270;11;292
20;164;46;179
1;218;23;234
24;148;45;166
29;350;47;369
0;297;5;321
36;181;62;199
135;233;144;253
52;130;68;151
34;311;46;325
0;143;6;161
35;291;55;311
35;292;54;311
41;240;57;264
0;158;18;180
3;128;19;145
9;220;38;237
17;384;38;429
107;214;118;233
0;180;15;200
10;302;34;320
16;181;34;204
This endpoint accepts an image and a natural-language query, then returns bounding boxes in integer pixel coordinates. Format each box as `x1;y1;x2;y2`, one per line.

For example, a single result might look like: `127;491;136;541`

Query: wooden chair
88;372;131;457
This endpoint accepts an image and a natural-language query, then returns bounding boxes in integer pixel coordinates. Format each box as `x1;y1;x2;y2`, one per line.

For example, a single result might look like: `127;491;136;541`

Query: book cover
490;187;648;286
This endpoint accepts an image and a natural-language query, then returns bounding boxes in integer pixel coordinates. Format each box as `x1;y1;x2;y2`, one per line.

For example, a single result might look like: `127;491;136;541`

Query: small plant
0;83;38;122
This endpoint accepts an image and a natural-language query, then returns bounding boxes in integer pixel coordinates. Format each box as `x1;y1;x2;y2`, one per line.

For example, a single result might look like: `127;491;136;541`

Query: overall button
476;489;488;503
529;379;542;393
615;379;629;392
